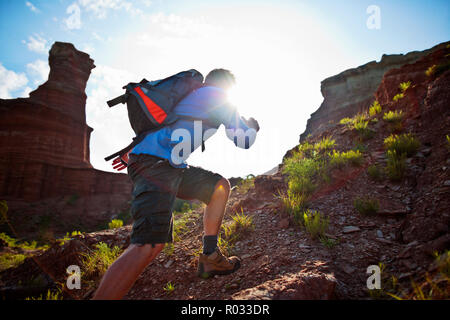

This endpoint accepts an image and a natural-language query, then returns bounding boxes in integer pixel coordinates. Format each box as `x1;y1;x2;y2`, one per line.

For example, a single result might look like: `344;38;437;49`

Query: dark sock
202;235;218;255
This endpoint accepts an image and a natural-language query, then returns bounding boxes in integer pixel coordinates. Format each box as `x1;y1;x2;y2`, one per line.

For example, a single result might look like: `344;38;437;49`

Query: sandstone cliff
0;42;132;233
299;41;449;142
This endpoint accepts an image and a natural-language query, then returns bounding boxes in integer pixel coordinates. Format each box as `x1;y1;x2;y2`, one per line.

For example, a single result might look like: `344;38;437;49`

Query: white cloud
26;59;49;85
0;63;28;99
21;86;33;98
65;3;82;30
78;0;142;19
26;1;40;13
23;34;49;54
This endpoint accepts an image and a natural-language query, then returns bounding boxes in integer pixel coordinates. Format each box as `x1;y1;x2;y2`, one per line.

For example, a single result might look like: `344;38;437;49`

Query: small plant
26;289;62;300
399;81;411;93
383;110;403;123
339;117;353;126
222;210;254;244
163;243;175;256
236;174;255;194
353;143;368;153
392;93;405;102
278;190;308;225
0;253;26;271
219;210;254;255
217;234;234;256
320;236;339;249
329;150;364;169
425;65;437;77
368;165;384;181
384;133;420;157
82;242;122;278
314;136;336;153
354;196;380;216
446;135;450;148
283;156;323;195
108;219;123;229
425;62;450;78
164;282;175;294
369;101;382;116
386;150;407;181
303;210;329;240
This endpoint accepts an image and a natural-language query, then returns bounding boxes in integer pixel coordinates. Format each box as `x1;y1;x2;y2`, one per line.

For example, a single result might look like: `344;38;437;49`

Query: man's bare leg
92;243;164;300
203;178;231;236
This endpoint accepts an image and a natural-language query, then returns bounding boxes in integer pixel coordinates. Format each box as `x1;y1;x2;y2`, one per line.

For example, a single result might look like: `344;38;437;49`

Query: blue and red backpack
105;69;204;170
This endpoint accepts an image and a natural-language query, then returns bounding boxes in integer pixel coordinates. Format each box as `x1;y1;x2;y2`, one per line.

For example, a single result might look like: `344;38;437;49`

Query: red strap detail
134;86;167;124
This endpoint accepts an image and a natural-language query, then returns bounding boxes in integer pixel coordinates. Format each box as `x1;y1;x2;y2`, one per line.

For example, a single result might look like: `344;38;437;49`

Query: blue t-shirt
130;86;257;168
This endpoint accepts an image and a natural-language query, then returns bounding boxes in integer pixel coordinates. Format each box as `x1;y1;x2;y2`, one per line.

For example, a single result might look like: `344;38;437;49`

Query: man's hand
242;116;260;132
111;151;131;171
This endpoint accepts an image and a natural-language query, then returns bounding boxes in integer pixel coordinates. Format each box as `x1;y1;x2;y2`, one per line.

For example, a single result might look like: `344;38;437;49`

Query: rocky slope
0;42;449;300
299;42;448;142
0;42;132;235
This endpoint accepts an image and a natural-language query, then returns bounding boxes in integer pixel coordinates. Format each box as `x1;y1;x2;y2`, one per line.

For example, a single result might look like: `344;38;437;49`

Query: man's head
205;69;236;90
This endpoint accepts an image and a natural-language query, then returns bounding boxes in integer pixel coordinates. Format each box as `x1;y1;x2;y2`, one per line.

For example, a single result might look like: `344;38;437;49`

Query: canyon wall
299;42;449;142
0;42;131;232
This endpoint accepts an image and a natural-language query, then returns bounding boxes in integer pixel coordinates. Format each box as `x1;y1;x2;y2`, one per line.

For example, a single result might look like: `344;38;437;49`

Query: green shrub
82;242;122;278
426;65;437;77
339;117;354;126
108;219;123;229
0;253;26;271
278;190;308;225
0;232;46;251
164;282;175;294
288;175;317;196
384;133;420;157
283;156;323;195
314;136;336;153
368;165;384;181
26;289;62;300
354;196;380;216
303;210;329;240
383;110;403;123
320;237;339;249
369;101;382;116
386;150;407;181
426;62;450;78
236;175;255;194
353;143;368;153
221;210;254;248
329;150;364;168
399;81;411;93
392;93;405;102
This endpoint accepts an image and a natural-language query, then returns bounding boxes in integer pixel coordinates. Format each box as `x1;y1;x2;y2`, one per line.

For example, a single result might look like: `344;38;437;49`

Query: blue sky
0;0;449;178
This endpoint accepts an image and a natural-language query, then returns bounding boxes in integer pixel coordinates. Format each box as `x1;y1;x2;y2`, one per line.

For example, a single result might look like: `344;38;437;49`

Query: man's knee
215;178;231;197
131;243;165;262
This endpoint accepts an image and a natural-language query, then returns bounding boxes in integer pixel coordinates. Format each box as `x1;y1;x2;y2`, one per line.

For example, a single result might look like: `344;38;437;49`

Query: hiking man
93;69;259;299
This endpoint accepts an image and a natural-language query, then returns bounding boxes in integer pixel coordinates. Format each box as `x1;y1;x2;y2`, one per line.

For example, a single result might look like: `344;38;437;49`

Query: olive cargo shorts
127;154;223;246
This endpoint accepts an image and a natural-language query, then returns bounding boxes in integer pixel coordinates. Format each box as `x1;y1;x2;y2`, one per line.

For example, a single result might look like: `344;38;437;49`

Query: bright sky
1;0;449;178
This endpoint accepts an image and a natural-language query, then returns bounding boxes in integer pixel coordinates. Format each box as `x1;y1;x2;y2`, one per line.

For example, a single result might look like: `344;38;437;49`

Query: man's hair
204;69;236;89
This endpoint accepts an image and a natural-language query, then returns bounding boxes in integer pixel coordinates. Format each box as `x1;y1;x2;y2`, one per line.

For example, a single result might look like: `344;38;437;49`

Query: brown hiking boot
197;248;241;279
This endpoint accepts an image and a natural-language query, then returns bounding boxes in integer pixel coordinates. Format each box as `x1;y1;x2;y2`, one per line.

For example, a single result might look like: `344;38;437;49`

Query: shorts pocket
131;180;160;199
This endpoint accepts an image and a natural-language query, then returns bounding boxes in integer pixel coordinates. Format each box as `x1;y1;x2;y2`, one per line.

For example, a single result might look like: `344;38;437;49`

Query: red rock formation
299;42;449;142
0;42;131;232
